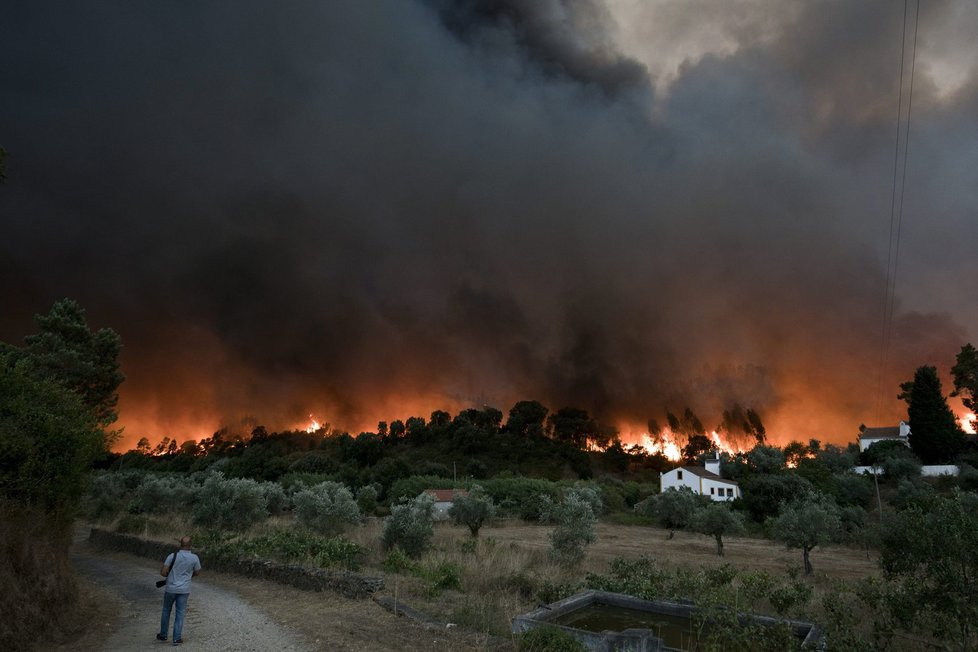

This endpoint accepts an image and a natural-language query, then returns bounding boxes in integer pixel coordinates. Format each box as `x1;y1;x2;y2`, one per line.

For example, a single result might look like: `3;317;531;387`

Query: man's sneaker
156;634;167;641
172;640;183;646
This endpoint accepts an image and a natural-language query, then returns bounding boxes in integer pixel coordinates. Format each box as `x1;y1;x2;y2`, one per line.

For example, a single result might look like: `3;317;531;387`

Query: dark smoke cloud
0;0;975;446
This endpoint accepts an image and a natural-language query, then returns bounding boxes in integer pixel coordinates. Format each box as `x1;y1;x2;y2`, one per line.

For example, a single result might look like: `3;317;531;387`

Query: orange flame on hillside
962;412;977;435
305;415;324;434
620;426;747;463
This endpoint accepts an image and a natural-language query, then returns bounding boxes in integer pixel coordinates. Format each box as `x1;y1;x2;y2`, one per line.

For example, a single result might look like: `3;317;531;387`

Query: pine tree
899;366;963;464
951;344;978;423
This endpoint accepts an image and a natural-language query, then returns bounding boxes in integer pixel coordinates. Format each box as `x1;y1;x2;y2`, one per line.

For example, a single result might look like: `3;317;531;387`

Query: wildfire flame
962;412;977;435
624;427;745;462
641;434;683;461
305;415;322;433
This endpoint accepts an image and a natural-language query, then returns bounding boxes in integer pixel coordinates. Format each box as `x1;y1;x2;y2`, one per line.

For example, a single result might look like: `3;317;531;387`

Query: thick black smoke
0;1;974;445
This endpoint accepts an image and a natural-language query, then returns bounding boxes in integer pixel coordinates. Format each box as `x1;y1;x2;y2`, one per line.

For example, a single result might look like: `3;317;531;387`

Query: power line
874;0;920;424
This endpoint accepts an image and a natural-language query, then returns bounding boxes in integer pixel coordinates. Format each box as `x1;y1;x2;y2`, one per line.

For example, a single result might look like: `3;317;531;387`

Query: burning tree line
132;398;768;471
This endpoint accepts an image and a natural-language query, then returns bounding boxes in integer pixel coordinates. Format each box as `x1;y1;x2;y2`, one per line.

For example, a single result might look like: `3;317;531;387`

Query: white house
858;421;910;452
423;488;468;521
659;454;741;501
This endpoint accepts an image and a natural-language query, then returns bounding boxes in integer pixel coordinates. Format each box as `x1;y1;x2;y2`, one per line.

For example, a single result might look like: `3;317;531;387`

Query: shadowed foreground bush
517;626;587;652
0;503;79;652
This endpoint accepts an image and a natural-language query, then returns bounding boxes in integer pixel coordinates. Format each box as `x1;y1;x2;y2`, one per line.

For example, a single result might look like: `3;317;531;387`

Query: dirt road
69;550;313;651
64;535;504;652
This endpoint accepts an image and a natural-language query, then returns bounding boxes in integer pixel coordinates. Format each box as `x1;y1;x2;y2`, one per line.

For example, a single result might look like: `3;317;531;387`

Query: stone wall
88;528;384;599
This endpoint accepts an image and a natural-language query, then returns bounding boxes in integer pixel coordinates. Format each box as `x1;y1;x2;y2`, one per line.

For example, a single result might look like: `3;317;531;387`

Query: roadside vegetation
1;299;123;651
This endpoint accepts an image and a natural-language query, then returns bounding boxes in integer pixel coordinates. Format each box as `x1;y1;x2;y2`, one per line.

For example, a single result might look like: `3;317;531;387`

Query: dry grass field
485;520;878;580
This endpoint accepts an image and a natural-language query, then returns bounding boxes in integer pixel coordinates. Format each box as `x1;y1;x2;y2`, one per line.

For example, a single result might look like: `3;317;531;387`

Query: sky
1;0;975;449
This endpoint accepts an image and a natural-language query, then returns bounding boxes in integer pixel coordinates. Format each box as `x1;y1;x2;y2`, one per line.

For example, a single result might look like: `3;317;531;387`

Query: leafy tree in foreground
0;352;101;514
689;503;745;556
21;299;124;431
899;365;964;464
448;484;496;537
634;487;706;538
768;492;841;575
881;491;978;650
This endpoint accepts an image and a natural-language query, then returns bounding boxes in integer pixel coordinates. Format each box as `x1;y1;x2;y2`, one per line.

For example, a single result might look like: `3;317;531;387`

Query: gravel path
71;551;314;651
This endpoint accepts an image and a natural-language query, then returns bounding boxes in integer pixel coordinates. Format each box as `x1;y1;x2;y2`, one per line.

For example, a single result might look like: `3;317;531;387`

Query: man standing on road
157;536;201;646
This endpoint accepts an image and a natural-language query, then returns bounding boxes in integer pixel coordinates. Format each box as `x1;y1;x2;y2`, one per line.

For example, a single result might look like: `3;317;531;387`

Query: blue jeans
160;591;189;642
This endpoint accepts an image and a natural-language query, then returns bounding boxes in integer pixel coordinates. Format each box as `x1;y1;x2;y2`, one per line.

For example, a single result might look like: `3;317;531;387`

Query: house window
677;471;683;480
726;488;733;497
710;487;715;495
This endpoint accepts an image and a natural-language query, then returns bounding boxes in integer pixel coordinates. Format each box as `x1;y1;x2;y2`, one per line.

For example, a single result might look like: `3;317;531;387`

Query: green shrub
456;538;478;555
419;561;463;597
737;570;776;605
278;471;333;494
382;548;417;574
768;579;814;616
191;473;269;530
86;471;129;518
517;626;587;652
129;473;197;514
355;483;380;514
483;477;561;520
540;486;600;566
535;580;583;605
586;556;668;600
260;481;288;515
200;529;364;570
387;475;461;503
292;481;360;535
382;493;434;556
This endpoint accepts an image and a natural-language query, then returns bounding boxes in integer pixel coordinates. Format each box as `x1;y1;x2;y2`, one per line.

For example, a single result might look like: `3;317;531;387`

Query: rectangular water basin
511;590;823;652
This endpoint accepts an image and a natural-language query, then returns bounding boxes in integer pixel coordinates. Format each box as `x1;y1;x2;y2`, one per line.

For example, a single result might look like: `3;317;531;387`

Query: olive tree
635;487;706;538
292;481;361;535
448;484;496;537
689;503;746;556
768;492;841;574
540;486;601;566
382;493;435;557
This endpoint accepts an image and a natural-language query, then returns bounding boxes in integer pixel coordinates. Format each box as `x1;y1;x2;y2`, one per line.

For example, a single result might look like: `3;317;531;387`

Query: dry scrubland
81;514;878;651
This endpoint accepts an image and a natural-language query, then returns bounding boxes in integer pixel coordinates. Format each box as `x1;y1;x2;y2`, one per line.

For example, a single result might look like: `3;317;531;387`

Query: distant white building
423;488;467;521
858;421;911;452
659;454;741;501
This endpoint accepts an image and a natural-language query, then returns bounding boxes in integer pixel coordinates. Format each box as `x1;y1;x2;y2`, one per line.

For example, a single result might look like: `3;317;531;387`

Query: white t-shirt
163;550;201;594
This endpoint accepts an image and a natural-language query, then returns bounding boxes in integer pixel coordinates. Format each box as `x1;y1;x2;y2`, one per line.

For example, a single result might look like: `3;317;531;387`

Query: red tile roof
423;489;467;502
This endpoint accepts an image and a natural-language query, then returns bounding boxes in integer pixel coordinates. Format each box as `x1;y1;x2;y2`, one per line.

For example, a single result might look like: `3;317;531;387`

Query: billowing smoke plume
1;1;975;447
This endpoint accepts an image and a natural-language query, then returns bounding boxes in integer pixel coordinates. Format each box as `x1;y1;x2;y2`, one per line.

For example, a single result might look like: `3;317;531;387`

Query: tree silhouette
899;366;963;464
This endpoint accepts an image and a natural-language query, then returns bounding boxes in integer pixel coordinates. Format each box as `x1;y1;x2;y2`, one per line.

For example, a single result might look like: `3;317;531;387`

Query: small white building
858;421;911;452
423;488;467;521
659;454;741;501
